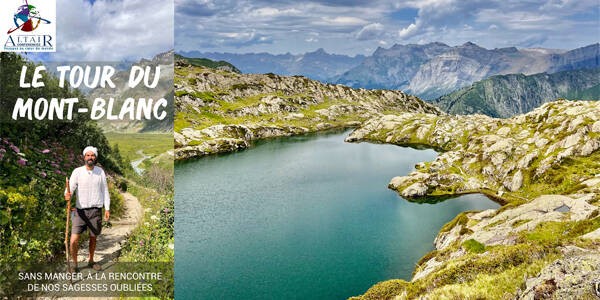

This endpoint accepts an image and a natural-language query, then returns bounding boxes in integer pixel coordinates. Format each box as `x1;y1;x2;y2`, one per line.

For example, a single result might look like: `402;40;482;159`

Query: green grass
104;132;173;161
519;217;600;245
354;216;600;299
354;243;560;299
425;256;555;299
517;150;600;198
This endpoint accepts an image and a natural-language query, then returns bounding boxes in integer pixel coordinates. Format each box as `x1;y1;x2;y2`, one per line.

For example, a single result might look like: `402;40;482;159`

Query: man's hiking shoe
88;262;102;271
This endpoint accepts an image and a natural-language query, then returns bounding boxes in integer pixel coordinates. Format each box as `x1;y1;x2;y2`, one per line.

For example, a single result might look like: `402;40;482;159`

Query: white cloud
250;7;301;18
398;22;420;38
53;0;173;61
174;0;598;55
356;23;384;40
315;16;369;26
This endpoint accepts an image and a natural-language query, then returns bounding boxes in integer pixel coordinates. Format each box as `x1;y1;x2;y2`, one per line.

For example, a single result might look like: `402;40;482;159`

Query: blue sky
29;0;173;61
174;0;600;55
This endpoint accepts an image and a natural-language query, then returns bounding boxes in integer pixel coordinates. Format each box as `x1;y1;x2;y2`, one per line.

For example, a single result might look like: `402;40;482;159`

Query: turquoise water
175;131;499;299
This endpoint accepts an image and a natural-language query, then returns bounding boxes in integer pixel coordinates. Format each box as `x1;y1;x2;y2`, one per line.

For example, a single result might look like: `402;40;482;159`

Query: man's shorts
72;207;102;236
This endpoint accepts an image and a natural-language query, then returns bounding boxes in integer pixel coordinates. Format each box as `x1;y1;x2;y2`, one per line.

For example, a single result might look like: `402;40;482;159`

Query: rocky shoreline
174;63;440;160
175;63;600;299
349;100;600;299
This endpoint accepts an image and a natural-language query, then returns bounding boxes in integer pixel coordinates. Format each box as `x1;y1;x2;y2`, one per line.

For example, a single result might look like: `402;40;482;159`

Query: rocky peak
461;41;480;47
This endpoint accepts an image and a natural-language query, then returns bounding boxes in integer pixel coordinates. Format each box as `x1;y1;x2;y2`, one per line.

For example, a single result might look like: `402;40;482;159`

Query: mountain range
433;68;600;117
338;42;599;99
178;48;365;82
181;42;599;100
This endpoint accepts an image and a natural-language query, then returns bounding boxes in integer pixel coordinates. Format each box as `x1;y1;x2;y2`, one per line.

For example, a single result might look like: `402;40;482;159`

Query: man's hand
65;191;71;201
104;210;110;221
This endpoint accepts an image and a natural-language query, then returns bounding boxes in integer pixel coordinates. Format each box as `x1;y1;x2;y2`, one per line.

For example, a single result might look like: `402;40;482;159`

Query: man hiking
64;146;110;272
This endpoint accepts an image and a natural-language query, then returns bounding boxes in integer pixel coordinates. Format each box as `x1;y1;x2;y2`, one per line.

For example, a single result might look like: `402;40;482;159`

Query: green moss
462;239;486;254
175;90;189;97
415;249;439;269
459;226;474;235
174;116;191;132
511;219;531;228
186;140;203;146
483;218;507;230
230;83;263;90
519;217;600;246
356;279;412;300
518;150;600;198
425;256;555;299
192;91;218;102
217;94;265;111
496;198;527;214
440;212;469;233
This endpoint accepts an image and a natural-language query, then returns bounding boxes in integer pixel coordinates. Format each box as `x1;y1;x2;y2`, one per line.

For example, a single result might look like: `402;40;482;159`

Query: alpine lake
175;130;499;299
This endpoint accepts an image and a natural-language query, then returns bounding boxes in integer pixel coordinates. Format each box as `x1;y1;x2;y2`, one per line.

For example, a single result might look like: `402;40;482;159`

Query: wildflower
42;149;51;154
17;152;26;157
139;240;145;246
19;239;27;246
150;215;159;221
168;243;174;250
163;208;170;213
144;222;150;226
10;145;20;153
40;171;47;178
17;158;27;166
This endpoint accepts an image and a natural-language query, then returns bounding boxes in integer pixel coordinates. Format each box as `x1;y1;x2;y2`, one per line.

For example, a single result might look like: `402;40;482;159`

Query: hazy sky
23;0;599;61
175;0;600;55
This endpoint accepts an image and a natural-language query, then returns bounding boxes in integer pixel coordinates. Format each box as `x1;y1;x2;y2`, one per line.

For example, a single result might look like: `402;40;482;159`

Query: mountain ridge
433;68;600;117
178;48;365;82
184;43;599;100
173;61;441;160
342;42;599;99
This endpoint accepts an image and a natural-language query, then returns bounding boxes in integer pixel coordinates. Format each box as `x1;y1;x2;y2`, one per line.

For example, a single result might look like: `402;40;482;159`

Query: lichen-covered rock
174;64;442;160
401;182;428;198
518;249;600;300
458;195;597;247
348;100;600;199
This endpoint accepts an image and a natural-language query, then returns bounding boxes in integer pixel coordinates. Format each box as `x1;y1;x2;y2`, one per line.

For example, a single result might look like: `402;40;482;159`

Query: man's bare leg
88;236;96;263
69;234;80;271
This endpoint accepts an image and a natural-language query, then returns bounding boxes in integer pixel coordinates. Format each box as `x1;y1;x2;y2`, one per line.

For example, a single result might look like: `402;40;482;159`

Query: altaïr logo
8;2;52;34
2;0;56;52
